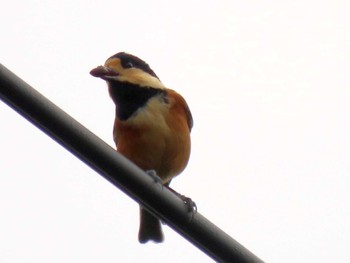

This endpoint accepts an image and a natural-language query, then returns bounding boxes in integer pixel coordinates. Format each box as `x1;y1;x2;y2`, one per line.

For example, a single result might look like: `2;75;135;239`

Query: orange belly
114;96;191;183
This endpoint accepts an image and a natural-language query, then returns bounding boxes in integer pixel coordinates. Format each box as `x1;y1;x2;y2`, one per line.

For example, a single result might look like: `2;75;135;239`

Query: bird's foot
165;186;197;221
145;170;163;186
180;195;197;214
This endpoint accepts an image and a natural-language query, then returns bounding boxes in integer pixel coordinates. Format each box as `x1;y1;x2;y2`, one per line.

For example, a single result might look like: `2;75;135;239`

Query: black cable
0;64;264;263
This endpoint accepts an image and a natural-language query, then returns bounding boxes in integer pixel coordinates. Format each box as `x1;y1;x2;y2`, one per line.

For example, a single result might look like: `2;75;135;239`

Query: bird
90;52;193;243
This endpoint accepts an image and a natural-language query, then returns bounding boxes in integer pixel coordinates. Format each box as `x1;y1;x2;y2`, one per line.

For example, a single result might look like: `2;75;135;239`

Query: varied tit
90;52;193;243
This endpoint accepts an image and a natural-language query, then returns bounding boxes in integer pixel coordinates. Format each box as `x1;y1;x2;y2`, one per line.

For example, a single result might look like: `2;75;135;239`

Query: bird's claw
180;195;197;221
165;185;197;221
146;170;163;187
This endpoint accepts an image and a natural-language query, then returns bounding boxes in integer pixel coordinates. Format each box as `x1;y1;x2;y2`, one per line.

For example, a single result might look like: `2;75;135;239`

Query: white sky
1;1;350;262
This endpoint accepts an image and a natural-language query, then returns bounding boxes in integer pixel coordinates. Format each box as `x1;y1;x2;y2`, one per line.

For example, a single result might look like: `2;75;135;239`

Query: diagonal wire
0;64;264;263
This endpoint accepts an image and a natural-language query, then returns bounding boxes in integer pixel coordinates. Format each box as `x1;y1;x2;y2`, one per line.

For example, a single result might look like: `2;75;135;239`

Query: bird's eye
125;62;134;68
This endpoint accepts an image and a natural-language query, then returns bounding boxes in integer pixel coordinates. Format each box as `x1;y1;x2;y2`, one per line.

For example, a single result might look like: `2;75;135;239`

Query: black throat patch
108;81;166;121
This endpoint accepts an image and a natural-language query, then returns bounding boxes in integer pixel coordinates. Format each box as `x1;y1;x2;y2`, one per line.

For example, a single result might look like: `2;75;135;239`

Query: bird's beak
90;66;119;80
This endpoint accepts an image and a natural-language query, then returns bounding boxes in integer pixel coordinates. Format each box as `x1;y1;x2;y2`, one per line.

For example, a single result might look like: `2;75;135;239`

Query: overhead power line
0;64;263;263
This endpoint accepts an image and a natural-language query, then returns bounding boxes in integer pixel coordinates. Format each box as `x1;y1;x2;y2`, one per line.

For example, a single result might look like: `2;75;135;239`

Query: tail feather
138;207;164;243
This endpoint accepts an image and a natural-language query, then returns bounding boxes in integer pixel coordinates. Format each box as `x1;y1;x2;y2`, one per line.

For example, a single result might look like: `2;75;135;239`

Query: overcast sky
1;1;350;262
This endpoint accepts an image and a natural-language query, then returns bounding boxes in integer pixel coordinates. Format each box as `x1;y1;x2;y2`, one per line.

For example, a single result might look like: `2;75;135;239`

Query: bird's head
90;52;164;90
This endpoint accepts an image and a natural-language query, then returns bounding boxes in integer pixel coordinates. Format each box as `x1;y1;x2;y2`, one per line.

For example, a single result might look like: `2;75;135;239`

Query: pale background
1;1;350;262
